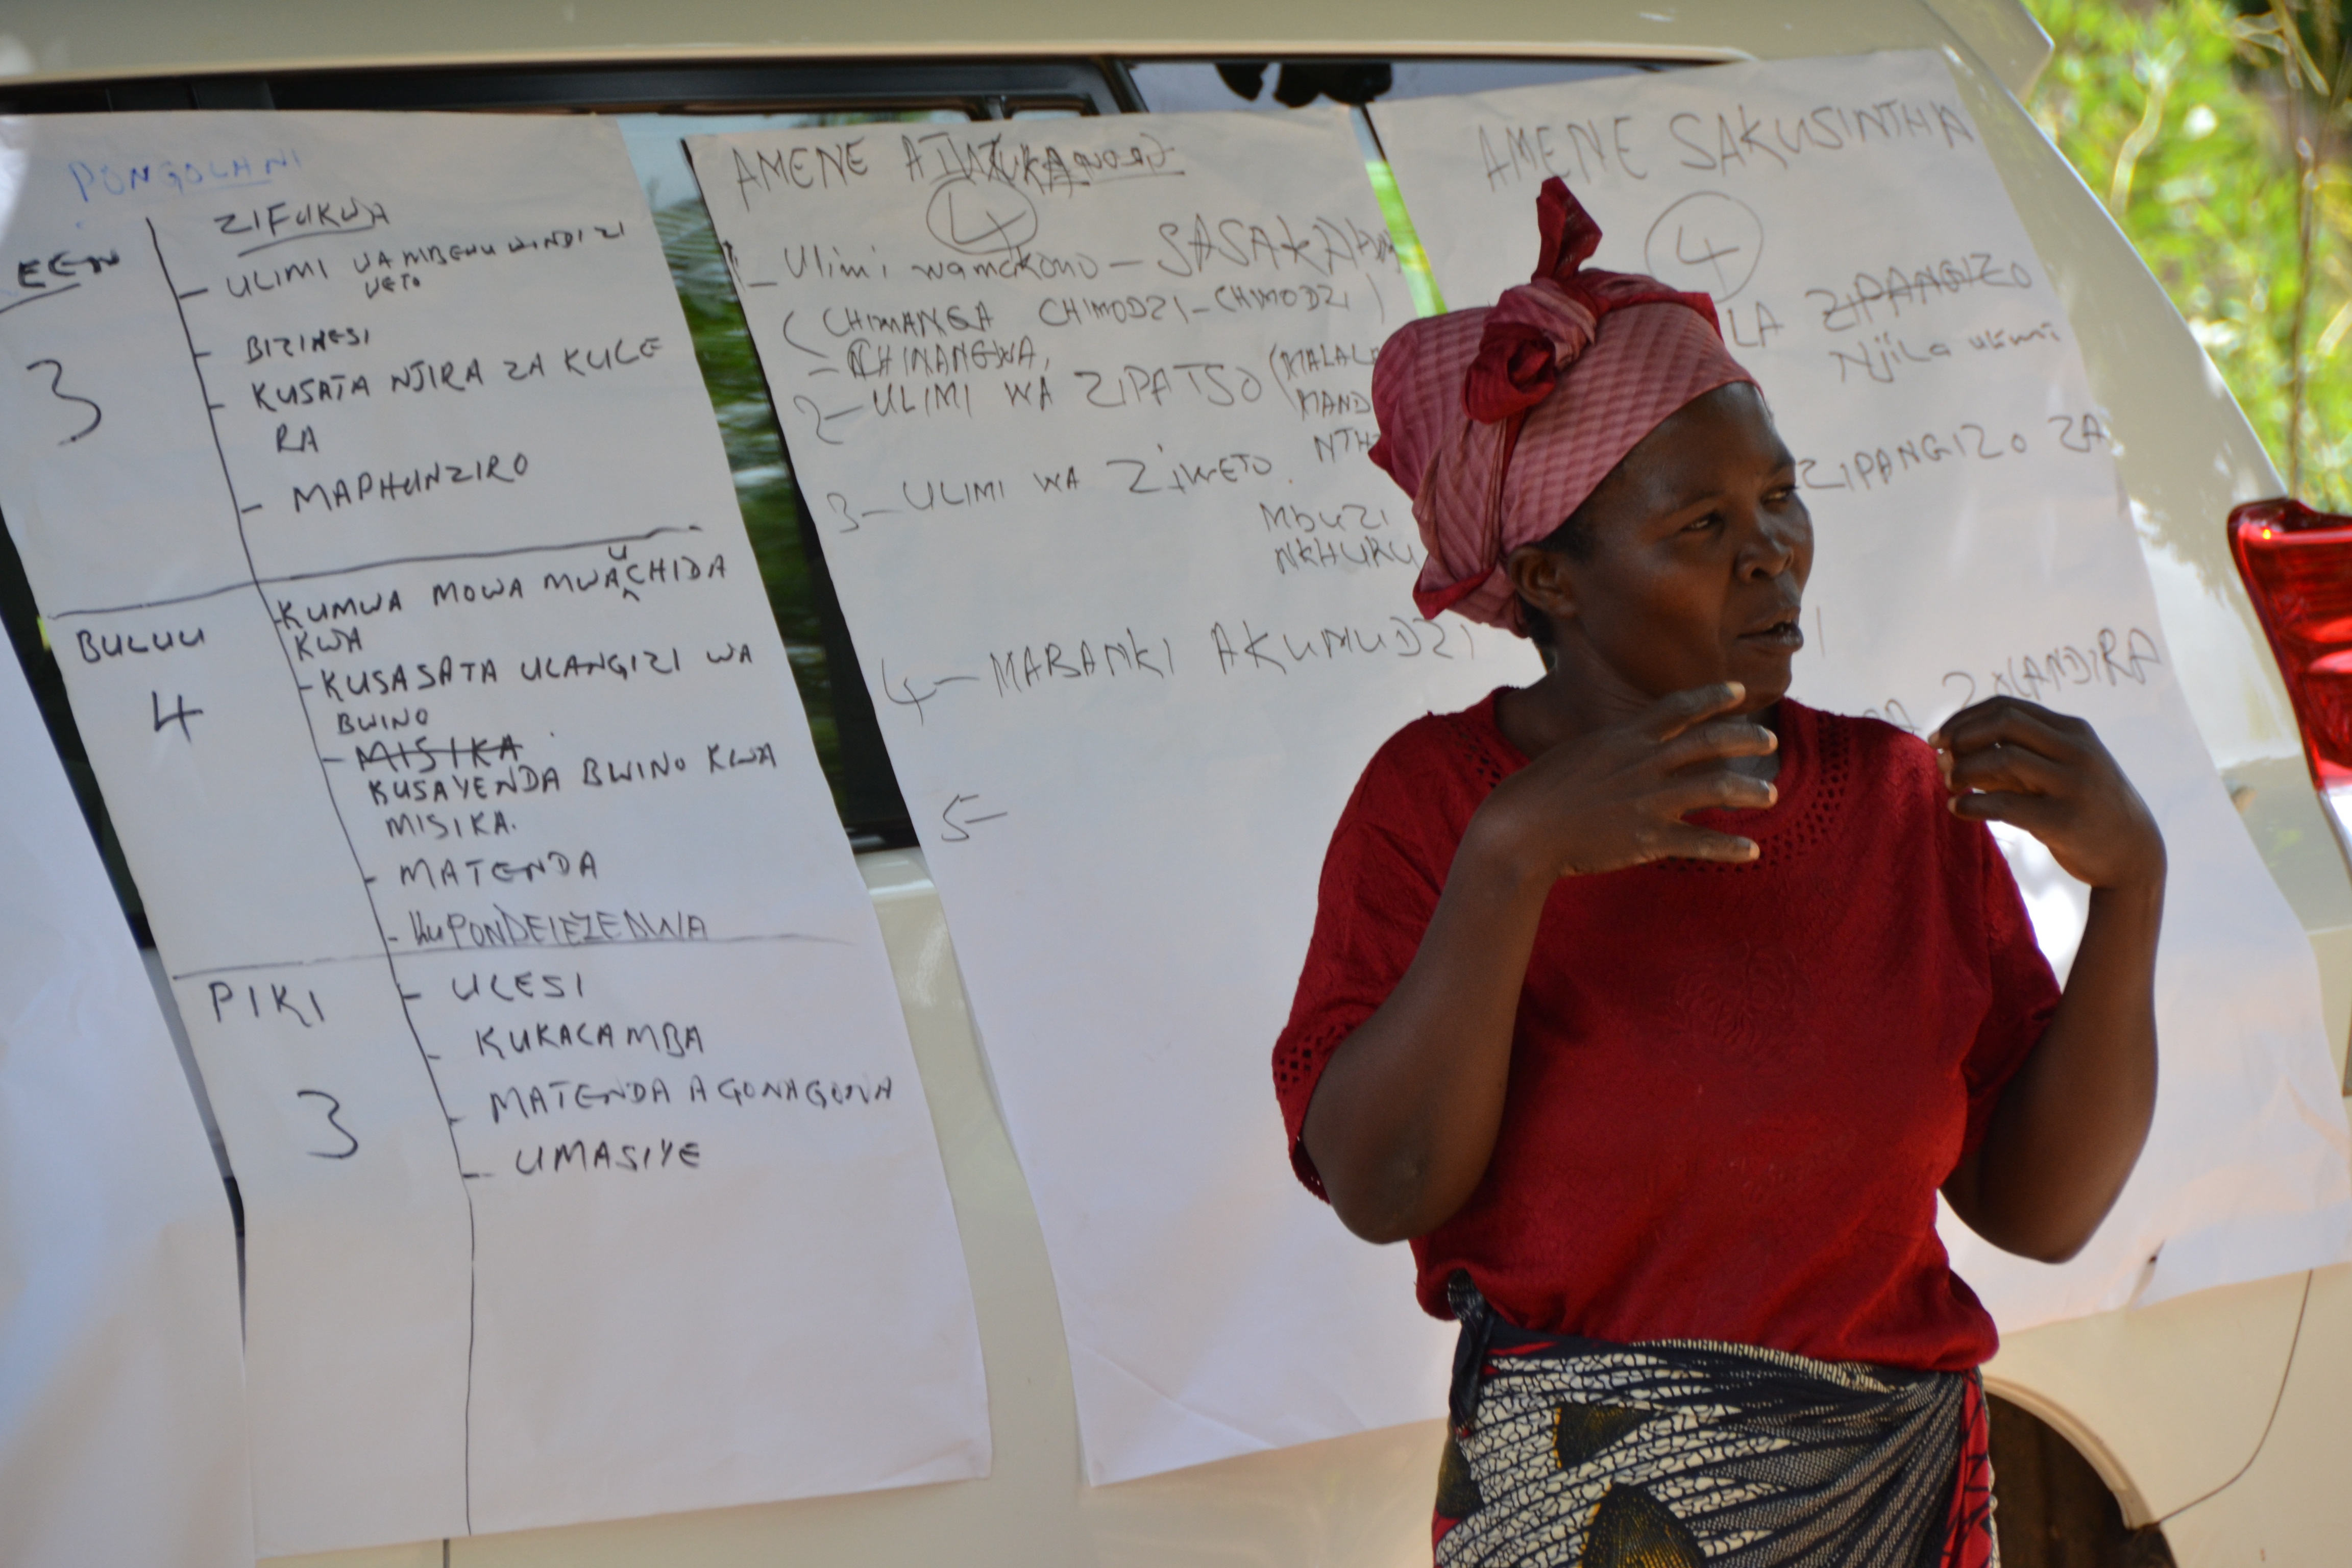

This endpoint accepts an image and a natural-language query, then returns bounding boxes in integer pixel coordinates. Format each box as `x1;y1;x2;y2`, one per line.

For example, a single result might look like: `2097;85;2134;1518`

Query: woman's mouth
1739;614;1805;652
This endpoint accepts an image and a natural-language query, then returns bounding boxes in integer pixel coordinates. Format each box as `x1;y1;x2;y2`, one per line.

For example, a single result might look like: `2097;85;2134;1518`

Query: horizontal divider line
165;929;840;982
48;524;706;621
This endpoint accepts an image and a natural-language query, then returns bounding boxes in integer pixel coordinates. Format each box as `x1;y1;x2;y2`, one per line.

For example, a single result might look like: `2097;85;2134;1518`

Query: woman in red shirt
1273;179;2163;1567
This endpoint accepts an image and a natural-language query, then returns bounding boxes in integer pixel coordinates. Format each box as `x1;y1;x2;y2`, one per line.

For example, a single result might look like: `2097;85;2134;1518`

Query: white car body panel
5;2;2347;1562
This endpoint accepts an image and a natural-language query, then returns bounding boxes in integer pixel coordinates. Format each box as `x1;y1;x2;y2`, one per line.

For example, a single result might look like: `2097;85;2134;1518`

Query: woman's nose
1739;511;1799;577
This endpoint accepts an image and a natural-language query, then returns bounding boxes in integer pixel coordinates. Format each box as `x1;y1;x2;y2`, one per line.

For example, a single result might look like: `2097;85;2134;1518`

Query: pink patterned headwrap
1369;177;1755;634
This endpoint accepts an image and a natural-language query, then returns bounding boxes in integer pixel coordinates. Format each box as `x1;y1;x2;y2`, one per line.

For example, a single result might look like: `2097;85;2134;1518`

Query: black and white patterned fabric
1435;1276;1995;1568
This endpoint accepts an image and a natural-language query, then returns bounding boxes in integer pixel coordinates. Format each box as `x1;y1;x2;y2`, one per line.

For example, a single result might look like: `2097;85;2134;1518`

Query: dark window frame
0;58;1137;117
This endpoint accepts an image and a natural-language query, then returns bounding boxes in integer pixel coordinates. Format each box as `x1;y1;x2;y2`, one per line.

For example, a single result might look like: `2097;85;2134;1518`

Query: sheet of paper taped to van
0;625;253;1568
0;110;986;1555
691;107;1541;1484
1369;48;2352;1327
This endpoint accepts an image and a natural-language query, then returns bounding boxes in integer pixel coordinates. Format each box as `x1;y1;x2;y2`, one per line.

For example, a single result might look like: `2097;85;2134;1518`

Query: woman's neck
1494;660;1783;782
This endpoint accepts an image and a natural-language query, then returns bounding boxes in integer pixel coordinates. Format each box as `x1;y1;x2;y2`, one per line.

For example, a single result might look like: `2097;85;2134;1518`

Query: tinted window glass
616;111;968;843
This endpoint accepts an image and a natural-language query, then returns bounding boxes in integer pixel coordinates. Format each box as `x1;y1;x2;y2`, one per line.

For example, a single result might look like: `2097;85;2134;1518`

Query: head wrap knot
1368;177;1754;633
1462;287;1594;423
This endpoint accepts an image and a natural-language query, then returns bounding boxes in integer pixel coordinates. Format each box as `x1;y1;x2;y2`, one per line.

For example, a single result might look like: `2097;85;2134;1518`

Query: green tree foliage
2029;0;2352;504
650;198;841;792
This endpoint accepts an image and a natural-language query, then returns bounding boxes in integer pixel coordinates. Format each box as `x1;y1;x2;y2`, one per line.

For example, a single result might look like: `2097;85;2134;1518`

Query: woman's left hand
1932;696;2165;1263
1929;697;2165;893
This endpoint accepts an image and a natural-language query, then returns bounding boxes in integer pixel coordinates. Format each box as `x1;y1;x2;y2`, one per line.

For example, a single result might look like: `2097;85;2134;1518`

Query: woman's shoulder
1796;701;1989;853
1799;701;1939;781
1340;687;1522;828
1358;687;1521;789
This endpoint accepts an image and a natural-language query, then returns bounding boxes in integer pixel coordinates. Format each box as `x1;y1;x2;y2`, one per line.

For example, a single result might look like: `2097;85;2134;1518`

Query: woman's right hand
1306;682;1779;1241
1467;682;1781;883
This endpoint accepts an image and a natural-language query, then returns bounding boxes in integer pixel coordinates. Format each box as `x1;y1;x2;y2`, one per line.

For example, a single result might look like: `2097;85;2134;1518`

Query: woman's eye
1684;513;1721;533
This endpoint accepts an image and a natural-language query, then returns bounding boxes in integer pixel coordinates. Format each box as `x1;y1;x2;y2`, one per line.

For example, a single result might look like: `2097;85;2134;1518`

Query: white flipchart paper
0;648;253;1568
1369;50;2352;1325
690;111;1544;1483
0;113;986;1554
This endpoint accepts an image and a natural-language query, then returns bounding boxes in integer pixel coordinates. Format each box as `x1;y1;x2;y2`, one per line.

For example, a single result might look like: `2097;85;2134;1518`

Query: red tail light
2229;499;2352;806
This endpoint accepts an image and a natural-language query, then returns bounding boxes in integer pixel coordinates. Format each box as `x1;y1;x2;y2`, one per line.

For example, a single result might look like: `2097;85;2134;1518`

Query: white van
3;4;2345;1564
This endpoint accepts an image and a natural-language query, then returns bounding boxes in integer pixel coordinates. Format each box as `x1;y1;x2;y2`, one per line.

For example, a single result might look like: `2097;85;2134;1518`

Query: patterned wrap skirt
1435;1277;1997;1568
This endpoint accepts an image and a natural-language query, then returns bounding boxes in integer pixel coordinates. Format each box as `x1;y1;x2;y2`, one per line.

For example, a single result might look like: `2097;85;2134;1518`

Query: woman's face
1518;382;1812;714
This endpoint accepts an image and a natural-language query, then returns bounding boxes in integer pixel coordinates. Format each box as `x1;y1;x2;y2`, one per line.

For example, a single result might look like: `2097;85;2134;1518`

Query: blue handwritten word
68;148;302;203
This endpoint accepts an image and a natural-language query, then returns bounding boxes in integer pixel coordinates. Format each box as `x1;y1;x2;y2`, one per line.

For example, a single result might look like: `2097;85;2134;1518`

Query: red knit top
1272;692;2059;1371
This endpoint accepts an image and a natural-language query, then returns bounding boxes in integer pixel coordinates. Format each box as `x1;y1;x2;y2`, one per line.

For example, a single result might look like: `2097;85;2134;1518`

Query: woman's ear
1505;543;1578;628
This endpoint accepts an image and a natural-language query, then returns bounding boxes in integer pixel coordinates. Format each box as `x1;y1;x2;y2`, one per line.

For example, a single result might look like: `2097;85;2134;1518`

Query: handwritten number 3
24;358;101;445
297;1089;360;1159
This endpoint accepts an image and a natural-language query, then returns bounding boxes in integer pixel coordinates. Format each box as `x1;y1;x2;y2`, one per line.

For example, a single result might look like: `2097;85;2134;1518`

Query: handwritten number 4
24;358;100;445
297;1089;359;1159
151;690;202;741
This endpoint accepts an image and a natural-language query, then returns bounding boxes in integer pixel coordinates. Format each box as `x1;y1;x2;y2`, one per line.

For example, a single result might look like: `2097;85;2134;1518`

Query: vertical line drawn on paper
146;216;479;1533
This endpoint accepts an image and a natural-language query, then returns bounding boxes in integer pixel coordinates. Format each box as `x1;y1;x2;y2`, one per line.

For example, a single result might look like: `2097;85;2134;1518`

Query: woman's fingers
1649;823;1761;863
1945;739;2069;799
1935;703;2165;890
1645;682;1749;742
1497;683;1785;879
1932;696;2098;808
1652;767;1776;817
1657;716;1778;771
1931;698;2087;768
1949;789;2066;836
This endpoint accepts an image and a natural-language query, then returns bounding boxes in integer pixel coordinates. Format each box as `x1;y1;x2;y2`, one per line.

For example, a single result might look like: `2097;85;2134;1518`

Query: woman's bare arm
1933;699;2165;1263
1303;683;1777;1242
